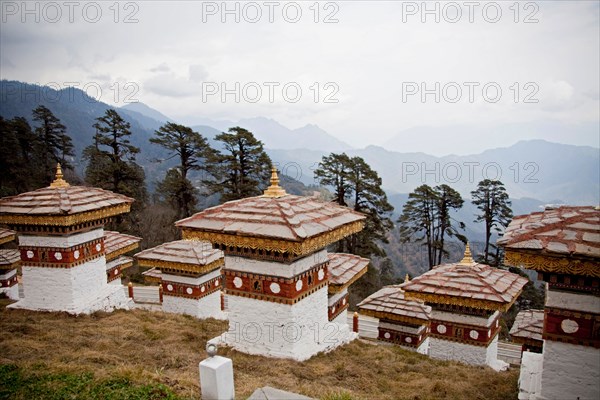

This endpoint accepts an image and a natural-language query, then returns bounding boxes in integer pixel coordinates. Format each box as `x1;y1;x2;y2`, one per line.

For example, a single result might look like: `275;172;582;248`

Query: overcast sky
1;1;598;154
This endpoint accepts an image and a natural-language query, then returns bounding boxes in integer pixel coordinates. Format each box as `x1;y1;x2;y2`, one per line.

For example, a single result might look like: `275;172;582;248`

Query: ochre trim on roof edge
136;257;224;276
505;250;600;278
0;203;132;226
359;309;429;326
328;264;369;293
181;220;364;256
403;290;522;312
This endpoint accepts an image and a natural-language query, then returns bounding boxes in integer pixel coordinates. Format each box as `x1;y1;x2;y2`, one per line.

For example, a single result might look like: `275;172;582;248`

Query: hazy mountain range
1;81;598;217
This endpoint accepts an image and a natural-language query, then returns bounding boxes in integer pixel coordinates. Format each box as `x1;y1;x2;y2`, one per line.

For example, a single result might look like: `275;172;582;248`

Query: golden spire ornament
50;163;70;188
263;166;287;198
460;242;474;264
405;273;410;283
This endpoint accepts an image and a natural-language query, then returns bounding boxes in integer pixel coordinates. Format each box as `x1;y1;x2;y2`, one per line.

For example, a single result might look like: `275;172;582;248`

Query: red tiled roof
0;185;133;222
103;231;141;261
0;249;20;268
509;309;544;342
327;253;369;289
499;206;599;259
358;285;431;322
135;240;223;267
402;260;528;308
0;228;16;245
176;195;365;243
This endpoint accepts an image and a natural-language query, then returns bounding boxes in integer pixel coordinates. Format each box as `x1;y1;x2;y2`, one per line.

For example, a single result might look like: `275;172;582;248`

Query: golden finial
405;273;410;282
262;166;287;198
460;242;474;264
50;163;70;188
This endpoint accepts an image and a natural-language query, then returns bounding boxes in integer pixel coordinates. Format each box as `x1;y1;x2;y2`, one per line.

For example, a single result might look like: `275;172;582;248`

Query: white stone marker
199;343;234;400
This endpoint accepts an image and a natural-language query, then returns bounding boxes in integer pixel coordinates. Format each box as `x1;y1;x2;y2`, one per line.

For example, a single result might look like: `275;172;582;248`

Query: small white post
199;343;235;400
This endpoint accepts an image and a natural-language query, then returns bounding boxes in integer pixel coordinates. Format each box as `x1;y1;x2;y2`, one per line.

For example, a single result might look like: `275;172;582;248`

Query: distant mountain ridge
1;80;598;208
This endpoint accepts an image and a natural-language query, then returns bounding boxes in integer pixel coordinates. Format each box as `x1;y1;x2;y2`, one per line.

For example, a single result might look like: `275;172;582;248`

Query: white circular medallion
167;284;173;291
0;282;3;287
496;320;499;328
186;287;193;295
561;319;579;334
270;282;281;294
405;337;412;343
437;324;447;334
233;277;243;288
469;330;479;340
332;306;336;313
114;269;119;275
384;332;391;339
96;244;101;252
318;269;325;280
201;286;206;293
488;329;492;337
215;279;220;287
342;298;346;306
74;250;80;260
295;280;303;291
54;252;62;260
26;250;34;259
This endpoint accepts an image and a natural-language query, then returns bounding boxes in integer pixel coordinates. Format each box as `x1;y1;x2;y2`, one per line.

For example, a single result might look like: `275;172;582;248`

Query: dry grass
0;299;518;399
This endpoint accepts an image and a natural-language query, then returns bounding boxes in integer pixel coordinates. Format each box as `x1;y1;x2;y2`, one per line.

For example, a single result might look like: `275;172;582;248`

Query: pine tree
150;122;212;218
314;153;352;206
398;184;465;269
32;105;75;184
315;154;394;258
204;127;271;202
471;179;512;265
83;109;147;205
434;184;466;265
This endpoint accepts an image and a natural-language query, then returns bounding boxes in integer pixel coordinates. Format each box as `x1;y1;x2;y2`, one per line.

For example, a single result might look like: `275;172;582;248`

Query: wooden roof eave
328;264;369;294
359;308;429;326
0;203;132;227
504;249;600;278
181;220;365;257
403;290;519;313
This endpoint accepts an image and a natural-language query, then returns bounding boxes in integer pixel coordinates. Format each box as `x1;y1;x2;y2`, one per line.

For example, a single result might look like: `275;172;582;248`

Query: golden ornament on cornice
328;264;368;294
105;243;140;262
403;290;521;312
181;220;364;257
0;204;132;227
262;166;287;198
505;251;600;278
359;309;430;326
49;163;70;188
136;258;224;276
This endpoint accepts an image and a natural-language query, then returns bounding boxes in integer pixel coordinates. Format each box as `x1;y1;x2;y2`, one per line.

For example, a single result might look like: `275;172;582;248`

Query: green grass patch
0;364;181;400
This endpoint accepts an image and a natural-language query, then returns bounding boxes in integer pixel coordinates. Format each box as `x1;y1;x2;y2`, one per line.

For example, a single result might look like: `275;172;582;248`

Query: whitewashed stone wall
18;229;104;248
540;340;600;400
10;256;129;314
429;335;499;366
546;288;600;314
225;250;327;278
163;291;226;320
221;287;354;361
431;309;499;327
379;321;426;335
